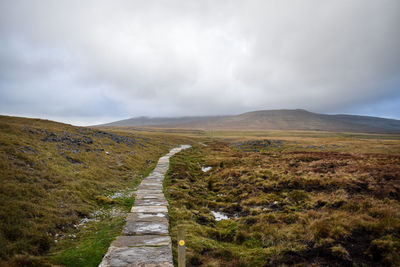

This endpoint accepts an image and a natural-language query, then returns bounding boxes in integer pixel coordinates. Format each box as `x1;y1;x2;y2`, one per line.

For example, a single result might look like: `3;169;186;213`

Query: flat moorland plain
164;131;400;266
0;116;195;266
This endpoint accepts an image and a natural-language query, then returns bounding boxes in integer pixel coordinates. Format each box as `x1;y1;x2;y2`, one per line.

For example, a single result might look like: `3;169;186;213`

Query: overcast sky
0;0;399;125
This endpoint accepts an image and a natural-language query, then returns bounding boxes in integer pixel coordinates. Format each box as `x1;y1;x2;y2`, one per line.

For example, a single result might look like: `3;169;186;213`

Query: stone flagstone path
100;145;191;267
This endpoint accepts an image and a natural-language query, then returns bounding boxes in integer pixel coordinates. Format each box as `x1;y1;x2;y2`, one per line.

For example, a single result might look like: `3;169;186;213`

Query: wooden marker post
178;226;186;267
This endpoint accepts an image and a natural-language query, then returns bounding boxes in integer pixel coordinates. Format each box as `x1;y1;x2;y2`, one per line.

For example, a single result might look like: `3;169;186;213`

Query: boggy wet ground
165;141;400;266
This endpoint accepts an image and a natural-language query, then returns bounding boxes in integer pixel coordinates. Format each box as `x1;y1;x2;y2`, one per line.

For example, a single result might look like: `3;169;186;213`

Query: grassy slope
165;134;400;266
0;115;194;266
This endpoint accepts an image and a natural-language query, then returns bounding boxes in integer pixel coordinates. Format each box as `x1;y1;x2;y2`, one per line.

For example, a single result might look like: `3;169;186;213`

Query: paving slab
147;171;165;175
111;235;171;247
100;145;191;267
126;212;169;222
136;188;163;192
99;246;173;267
138;181;163;186
136;190;163;195
155;168;168;172
157;166;168;169
144;179;163;182
153;172;167;176
143;177;163;181
123;220;169;235
130;212;169;220
145;174;164;177
131;205;168;213
135;194;165;199
134;199;169;206
139;182;163;187
137;185;163;191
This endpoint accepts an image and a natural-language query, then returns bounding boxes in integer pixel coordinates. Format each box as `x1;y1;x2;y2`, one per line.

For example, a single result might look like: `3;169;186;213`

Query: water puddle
202;166;212;172
136;212;167;218
211;211;230;221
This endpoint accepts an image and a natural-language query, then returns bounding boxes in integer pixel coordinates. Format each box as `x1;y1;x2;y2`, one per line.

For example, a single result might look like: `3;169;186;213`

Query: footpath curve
100;145;190;267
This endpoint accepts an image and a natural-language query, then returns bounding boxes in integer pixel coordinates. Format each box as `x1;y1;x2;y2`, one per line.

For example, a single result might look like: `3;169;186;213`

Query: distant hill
101;115;222;127
98;109;400;133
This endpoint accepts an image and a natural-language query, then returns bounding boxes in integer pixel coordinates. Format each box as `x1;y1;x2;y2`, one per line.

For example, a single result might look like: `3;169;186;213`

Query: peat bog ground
165;133;400;266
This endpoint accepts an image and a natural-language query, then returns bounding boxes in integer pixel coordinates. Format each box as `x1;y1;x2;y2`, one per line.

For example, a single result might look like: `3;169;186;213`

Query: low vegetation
165;136;400;266
2;115;399;266
0;115;192;266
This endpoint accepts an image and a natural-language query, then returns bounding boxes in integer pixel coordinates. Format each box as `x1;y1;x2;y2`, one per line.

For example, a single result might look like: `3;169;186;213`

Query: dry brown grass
165;136;400;266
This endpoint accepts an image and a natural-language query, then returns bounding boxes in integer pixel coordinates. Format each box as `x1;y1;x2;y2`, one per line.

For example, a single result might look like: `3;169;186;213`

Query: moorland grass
0;115;195;266
2;115;399;266
165;137;400;266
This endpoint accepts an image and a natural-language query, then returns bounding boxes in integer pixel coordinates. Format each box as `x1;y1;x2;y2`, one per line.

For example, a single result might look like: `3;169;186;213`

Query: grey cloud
0;0;399;125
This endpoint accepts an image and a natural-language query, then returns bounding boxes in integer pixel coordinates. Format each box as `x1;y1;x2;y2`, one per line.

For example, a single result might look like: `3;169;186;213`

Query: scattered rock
76;128;91;135
303;144;344;149
41;130;93;145
65;156;82;164
21;126;39;134
93;130;137;146
233;139;283;151
18;145;38;155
